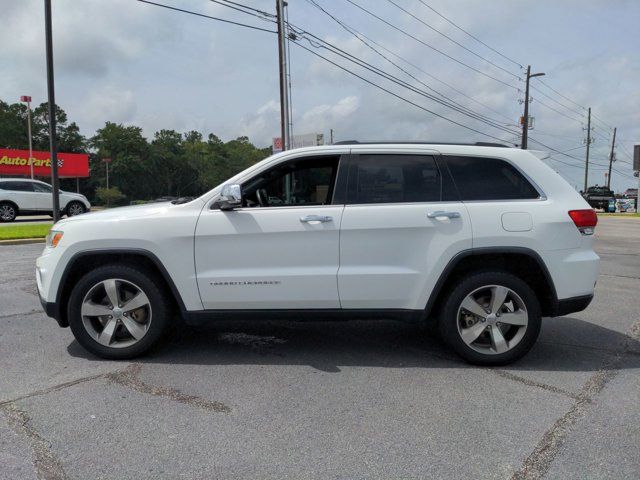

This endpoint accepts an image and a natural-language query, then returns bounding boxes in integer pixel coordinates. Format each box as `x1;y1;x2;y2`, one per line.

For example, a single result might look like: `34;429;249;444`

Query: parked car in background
37;143;599;366
0;178;90;222
582;185;615;211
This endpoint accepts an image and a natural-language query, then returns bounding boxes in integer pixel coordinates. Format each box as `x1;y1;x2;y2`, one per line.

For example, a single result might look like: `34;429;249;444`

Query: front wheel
438;271;541;366
66;201;86;217
68;264;171;359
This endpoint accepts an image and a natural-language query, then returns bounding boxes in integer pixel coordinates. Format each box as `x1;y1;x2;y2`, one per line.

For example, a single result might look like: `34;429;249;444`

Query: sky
2;0;639;192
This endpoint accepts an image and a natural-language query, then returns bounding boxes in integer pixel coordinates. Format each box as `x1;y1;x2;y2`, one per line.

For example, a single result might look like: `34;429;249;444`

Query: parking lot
1;216;638;479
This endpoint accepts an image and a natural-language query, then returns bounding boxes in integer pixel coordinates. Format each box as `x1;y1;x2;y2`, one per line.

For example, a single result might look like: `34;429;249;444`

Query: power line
292;40;518;143
136;0;277;33
413;0;524;69
530;82;587;118
301;0;514;127
342;0;520;90
210;0;276;19
291;27;521;136
533;97;585;124
384;0;521;79
303;0;515;123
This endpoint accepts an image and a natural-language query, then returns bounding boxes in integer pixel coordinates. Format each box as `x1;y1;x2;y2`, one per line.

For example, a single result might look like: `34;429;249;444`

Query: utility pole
583;107;592;192
276;0;290;151
330;129;334;144
606;127;617;189
44;0;60;222
20;95;34;179
520;65;545;150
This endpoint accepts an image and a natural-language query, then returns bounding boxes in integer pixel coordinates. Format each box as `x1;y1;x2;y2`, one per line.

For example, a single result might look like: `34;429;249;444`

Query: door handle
300;215;333;223
427;211;461;219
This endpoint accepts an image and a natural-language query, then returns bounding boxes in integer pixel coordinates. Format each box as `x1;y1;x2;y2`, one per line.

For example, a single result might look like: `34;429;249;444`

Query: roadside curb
0;238;46;246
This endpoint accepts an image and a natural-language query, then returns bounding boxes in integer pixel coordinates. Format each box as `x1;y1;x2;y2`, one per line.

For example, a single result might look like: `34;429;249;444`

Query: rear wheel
68;264;171;359
438;271;541;366
0;202;17;222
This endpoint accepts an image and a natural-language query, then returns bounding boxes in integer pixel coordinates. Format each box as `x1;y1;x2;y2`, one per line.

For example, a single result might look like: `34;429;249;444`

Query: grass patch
0;223;52;240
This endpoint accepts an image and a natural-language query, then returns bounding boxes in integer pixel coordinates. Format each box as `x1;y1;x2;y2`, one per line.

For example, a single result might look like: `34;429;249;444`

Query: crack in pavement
0;373;108;407
0;309;42;320
106;364;231;413
489;370;580;400
1;403;67;480
511;320;640;480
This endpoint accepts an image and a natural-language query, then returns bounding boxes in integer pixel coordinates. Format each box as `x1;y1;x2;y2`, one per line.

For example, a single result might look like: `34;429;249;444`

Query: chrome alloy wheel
456;285;528;355
0;204;16;221
81;279;152;348
68;202;85;216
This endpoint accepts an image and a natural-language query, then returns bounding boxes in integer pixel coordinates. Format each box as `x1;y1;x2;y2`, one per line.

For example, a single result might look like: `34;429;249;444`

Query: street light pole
44;0;60;222
276;0;290;151
20;95;34;179
521;66;545;150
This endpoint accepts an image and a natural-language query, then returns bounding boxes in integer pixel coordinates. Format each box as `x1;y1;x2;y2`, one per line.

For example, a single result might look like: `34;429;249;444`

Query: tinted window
348;154;441;204
445;156;539;201
33;182;52;193
0;181;34;192
242;156;339;207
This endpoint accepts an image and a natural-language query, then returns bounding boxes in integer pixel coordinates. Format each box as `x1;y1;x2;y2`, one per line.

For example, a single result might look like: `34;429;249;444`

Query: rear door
338;150;472;310
8;181;38;210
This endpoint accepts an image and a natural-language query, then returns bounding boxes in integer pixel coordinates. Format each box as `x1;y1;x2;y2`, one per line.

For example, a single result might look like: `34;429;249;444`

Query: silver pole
27;100;34;179
277;0;290;150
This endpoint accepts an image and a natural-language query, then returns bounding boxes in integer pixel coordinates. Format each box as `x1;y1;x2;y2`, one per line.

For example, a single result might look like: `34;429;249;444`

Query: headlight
46;230;64;248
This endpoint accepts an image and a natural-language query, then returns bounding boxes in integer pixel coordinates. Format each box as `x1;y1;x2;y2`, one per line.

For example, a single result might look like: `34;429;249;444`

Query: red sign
0;149;89;178
20;95;32;102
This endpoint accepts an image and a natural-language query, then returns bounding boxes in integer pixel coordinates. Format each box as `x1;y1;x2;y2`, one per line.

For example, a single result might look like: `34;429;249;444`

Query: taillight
568;209;597;235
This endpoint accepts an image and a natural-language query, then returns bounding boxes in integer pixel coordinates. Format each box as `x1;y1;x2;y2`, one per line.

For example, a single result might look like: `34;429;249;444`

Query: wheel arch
55;249;187;327
424;247;559;320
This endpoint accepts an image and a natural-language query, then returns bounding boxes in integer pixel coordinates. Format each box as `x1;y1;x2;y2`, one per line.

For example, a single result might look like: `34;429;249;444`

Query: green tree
91;122;152;200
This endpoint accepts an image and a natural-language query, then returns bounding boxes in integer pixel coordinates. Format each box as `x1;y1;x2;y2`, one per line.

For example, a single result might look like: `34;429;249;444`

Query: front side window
241;156;339;208
445;156;539;201
33;182;52;193
347;154;441;204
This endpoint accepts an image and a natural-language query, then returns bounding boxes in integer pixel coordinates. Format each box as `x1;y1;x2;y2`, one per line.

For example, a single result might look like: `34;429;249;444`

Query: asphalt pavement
0;217;638;479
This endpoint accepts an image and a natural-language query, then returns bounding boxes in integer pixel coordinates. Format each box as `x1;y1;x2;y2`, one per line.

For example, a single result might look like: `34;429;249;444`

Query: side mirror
218;183;242;211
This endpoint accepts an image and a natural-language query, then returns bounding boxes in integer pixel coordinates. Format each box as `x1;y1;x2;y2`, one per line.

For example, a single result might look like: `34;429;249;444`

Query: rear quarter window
445;156;539;201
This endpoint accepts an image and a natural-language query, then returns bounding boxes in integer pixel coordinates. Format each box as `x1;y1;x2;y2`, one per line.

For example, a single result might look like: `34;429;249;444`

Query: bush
95;187;127;207
129;199;150;205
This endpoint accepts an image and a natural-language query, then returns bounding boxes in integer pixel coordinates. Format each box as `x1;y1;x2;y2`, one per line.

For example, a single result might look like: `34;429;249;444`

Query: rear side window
347;154;441;204
0;181;34;192
445;156;539;201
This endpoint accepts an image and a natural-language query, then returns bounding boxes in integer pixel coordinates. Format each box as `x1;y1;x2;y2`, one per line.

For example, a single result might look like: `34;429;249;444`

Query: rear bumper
554;294;593;317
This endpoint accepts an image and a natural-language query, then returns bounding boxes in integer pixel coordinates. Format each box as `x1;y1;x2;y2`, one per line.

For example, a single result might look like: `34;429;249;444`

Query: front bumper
38;291;67;327
555;294;593;317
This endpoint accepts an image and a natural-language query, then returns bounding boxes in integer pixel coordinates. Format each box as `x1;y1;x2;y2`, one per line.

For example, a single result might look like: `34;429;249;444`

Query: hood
53;201;174;228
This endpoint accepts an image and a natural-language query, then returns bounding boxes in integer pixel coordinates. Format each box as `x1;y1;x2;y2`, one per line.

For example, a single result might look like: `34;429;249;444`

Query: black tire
66;201;86;217
438;271;541;366
68;264;171;359
0;202;18;222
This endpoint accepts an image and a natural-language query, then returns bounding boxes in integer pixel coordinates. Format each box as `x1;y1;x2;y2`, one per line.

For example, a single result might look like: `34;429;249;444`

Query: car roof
0;178;45;182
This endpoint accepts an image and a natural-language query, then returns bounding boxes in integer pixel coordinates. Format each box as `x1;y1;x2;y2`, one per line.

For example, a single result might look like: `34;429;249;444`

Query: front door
195;155;345;310
338;151;472;310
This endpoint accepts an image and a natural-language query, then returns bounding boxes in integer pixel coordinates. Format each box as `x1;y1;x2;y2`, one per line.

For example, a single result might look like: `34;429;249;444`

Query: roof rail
332;140;509;148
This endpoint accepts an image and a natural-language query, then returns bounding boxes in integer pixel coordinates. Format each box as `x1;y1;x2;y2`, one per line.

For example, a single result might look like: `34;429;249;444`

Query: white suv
0;178;91;222
36;143;599;365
